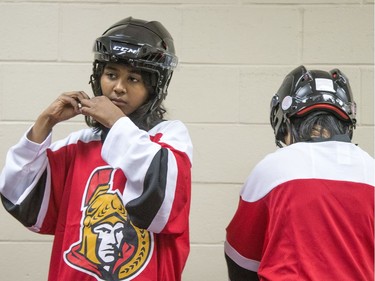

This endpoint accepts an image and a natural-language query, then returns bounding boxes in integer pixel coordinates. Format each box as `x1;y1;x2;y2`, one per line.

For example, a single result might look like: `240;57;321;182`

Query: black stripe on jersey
126;148;168;229
225;254;260;281
1;169;48;227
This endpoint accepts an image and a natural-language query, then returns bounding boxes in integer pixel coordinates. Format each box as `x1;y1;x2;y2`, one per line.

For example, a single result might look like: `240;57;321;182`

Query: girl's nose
114;80;127;95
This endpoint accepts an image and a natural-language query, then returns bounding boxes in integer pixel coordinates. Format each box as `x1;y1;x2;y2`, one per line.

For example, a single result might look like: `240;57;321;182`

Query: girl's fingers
66;91;90;113
76;91;90;100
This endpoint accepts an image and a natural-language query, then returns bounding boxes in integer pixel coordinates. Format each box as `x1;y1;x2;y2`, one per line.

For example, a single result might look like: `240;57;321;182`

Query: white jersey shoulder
241;141;375;202
49;128;101;152
149;120;193;162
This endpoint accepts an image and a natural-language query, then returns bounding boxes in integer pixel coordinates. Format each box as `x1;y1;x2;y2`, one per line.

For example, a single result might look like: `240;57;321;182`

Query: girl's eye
128;76;142;83
129;76;141;83
105;72;117;79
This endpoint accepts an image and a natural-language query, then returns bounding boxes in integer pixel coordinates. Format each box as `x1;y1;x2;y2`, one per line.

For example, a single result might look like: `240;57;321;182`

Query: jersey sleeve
0;128;52;232
225;198;266;279
101;117;193;234
225;175;268;280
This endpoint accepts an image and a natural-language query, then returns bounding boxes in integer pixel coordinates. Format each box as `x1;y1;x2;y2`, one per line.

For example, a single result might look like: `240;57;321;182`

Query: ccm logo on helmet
113;45;140;55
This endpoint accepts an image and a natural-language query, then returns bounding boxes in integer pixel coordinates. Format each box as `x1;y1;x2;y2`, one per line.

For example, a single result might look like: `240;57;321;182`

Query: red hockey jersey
0;117;193;281
225;140;374;281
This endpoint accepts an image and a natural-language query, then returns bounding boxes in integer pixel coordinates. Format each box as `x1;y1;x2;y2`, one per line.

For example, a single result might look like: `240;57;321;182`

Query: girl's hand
79;96;126;128
28;91;90;143
44;91;90;124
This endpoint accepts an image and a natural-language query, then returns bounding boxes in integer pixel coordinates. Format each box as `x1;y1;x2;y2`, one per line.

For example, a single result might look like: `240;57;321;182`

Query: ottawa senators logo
64;167;153;281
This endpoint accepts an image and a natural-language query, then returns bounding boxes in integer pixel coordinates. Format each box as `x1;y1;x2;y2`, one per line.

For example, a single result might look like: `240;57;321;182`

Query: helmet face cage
270;65;357;146
92;17;178;109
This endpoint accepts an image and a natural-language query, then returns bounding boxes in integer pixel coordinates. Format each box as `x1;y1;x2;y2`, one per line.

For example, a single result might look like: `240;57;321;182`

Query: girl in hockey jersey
225;65;374;281
0;17;192;281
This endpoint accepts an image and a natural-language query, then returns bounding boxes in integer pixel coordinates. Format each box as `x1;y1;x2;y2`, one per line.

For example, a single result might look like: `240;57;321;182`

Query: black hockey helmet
92;17;178;110
270;65;356;145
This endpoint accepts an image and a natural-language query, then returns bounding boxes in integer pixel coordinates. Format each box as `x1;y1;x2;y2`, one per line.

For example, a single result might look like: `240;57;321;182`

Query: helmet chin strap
148;95;161;114
147;82;167;114
276;140;286;148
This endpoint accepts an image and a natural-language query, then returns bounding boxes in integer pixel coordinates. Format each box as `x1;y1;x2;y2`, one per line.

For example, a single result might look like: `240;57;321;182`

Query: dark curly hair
288;111;353;144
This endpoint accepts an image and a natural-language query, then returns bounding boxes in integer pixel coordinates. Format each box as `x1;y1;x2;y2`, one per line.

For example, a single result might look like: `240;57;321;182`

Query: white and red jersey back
226;140;374;281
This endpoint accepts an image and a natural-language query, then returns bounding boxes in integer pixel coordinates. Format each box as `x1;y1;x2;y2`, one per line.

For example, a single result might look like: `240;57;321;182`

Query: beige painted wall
0;0;373;280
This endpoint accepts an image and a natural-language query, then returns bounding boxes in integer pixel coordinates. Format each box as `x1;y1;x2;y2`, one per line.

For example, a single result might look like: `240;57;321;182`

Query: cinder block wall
0;1;373;280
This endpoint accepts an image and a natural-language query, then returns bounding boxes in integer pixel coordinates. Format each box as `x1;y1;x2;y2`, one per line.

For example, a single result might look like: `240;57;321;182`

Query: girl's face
100;63;149;116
